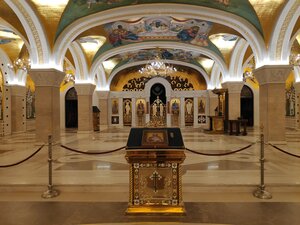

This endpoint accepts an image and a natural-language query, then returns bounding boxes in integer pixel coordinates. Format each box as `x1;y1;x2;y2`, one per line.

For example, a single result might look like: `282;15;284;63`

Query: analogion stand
125;128;186;215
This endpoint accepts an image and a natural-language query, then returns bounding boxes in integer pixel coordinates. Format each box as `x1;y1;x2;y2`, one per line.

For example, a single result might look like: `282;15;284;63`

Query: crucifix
150;170;162;193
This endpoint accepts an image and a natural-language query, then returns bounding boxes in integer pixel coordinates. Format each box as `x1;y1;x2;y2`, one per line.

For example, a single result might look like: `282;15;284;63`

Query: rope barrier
60;144;126;155
269;143;300;159
185;142;255;156
0;145;45;168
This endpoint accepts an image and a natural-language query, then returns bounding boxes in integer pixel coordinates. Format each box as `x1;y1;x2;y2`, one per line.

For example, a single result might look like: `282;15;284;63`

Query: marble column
222;82;244;120
180;97;185;127
75;83;96;133
96;91;109;126
10;85;26;134
208;90;218;116
132;98;136;127
254;65;292;143
294;82;300;130
29;68;65;143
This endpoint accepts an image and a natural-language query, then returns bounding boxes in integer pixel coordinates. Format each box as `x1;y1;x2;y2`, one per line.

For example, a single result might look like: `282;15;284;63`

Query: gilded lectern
125;127;186;214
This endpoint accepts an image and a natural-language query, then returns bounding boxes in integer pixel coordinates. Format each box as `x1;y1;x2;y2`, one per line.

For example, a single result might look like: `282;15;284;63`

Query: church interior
0;1;300;224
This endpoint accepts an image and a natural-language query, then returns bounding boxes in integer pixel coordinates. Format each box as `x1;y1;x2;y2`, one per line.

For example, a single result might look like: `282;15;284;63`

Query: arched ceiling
0;0;299;89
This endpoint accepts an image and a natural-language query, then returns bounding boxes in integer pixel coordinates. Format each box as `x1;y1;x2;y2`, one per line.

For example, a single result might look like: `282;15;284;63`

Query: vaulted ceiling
0;0;299;90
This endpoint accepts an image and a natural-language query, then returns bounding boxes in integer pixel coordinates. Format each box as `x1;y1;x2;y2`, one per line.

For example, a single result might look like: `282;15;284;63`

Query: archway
65;87;78;128
150;83;166;123
240;85;254;126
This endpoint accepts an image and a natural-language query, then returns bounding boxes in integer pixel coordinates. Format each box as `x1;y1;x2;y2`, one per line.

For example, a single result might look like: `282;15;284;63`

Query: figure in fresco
172;100;179;114
137;100;145;115
109;25;140;47
112;100;118;114
199;99;205;114
186;100;193;115
177;26;199;42
216;0;230;6
125;101;131;115
26;89;34;119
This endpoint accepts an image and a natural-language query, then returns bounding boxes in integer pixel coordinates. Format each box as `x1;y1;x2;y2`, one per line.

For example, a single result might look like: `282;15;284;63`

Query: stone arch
54;4;266;68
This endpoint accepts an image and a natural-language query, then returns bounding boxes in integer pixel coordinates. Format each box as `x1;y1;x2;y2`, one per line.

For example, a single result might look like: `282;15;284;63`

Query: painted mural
115;48;201;65
57;0;262;39
105;17;213;47
286;74;295;117
26;76;35;119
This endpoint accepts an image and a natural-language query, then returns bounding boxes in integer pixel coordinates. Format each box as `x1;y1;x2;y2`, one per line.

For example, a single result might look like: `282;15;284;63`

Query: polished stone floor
0;126;300;225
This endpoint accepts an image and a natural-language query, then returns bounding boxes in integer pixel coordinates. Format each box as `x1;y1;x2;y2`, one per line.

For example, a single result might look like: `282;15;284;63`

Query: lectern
125;127;186;214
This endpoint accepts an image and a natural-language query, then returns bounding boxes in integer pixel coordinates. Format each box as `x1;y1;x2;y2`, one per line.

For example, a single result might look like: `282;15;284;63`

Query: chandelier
138;55;177;77
7;58;31;71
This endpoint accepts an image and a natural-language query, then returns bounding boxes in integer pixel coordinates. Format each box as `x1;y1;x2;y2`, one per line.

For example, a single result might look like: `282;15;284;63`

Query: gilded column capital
253;65;292;85
222;81;244;94
29;69;65;87
74;83;96;95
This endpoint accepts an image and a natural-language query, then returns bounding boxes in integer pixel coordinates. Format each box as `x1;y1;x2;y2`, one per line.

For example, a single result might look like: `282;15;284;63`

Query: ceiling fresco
93;16;223;62
57;0;263;39
107;48;207;74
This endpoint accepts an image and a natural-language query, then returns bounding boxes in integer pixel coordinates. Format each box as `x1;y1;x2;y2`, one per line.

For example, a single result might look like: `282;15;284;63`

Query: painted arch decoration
93;16;223;62
57;0;262;39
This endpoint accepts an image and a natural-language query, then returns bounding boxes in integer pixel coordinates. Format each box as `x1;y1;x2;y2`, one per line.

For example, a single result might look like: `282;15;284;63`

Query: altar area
125;127;186;214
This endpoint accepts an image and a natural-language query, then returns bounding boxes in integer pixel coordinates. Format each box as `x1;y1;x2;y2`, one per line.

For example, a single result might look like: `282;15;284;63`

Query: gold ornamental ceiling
0;0;298;76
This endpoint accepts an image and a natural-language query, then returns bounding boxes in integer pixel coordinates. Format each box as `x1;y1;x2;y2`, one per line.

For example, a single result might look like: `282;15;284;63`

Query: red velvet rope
0;145;45;168
185;142;255;156
60;144;125;155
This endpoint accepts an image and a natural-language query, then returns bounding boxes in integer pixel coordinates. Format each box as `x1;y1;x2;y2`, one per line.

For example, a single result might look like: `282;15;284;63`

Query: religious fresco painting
105;17;213;47
111;98;119;114
123;98;132;126
136;98;146;126
171;98;180;126
185;98;193;126
59;0;262;39
286;74;295;117
115;48;202;65
198;97;206;114
26;75;35;119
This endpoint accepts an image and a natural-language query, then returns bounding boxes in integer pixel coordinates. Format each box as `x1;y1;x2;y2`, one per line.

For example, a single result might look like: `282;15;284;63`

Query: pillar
222;82;244;120
29;68;65;143
10;85;26;134
254;65;292;143
96;91;109;126
75;83;96;133
294;82;300;130
208;90;218;116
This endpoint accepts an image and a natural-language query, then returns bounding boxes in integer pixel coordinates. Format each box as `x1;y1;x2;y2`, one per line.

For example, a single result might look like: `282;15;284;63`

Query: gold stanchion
42;135;59;199
253;125;272;199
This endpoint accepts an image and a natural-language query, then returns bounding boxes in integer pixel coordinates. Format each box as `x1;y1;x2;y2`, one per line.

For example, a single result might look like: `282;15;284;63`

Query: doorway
65;87;78;128
150;83;166;123
240;85;254;126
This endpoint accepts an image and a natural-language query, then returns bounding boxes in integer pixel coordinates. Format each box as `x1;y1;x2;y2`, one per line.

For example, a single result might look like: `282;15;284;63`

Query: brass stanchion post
253;125;272;199
42;135;59;198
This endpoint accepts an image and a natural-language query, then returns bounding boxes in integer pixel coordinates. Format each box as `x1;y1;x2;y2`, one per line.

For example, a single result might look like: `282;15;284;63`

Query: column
294;82;300;130
180;97;185;127
208;90;218;116
193;96;198;127
222;81;244;120
10;85;26;134
30;68;65;143
166;96;171;127
254;65;292;143
132;97;136;127
96;91;109;126
75;83;96;133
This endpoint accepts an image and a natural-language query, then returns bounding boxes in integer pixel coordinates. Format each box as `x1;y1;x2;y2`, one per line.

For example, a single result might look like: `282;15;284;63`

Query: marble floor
0;126;300;225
